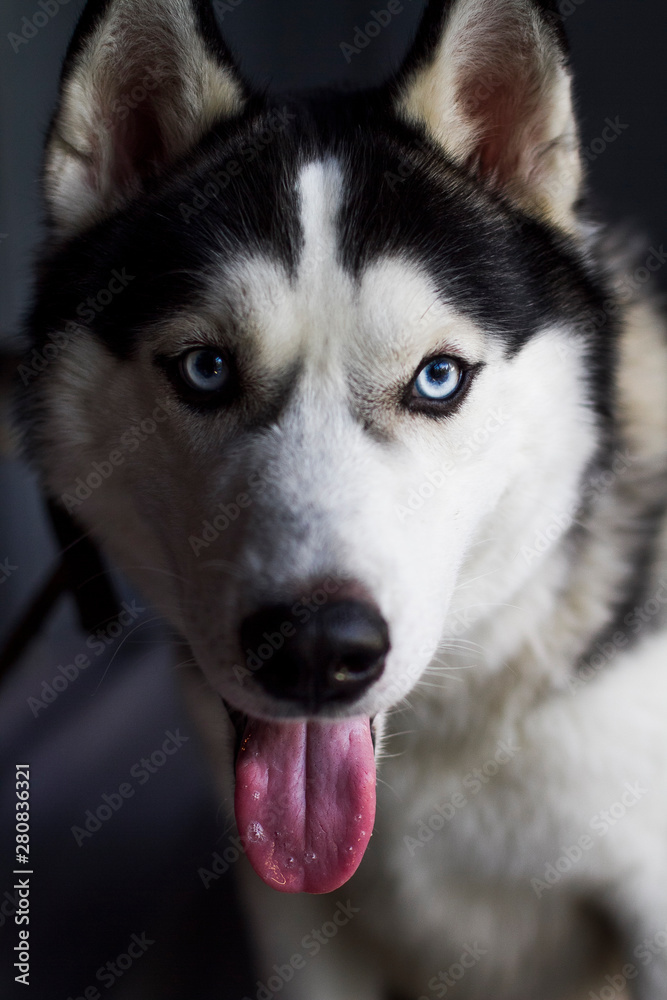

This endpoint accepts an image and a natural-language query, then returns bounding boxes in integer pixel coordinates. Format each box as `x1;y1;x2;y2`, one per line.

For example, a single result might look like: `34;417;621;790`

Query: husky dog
20;0;667;997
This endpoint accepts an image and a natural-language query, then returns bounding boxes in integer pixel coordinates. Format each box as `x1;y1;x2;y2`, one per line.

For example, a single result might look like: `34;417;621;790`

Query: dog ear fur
44;0;252;235
391;0;582;230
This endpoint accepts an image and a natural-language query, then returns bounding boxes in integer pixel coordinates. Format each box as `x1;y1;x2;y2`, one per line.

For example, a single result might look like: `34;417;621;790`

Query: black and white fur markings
20;0;667;997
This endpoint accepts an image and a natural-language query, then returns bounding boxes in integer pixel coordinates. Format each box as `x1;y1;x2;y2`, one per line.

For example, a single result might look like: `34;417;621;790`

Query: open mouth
224;701;377;893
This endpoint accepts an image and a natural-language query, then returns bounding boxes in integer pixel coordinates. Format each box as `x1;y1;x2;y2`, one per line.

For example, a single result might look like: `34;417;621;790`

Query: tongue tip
255;865;363;895
239;827;374;895
239;846;372;895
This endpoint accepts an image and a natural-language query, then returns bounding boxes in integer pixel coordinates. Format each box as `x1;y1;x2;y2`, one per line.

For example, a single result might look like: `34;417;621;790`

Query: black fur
21;0;625;643
26;90;618;430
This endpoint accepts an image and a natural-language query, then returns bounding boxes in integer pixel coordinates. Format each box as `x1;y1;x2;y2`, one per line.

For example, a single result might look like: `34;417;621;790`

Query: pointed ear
392;0;582;230
45;0;252;235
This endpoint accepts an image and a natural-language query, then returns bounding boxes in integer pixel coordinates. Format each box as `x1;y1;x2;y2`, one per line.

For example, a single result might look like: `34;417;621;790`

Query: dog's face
23;0;613;893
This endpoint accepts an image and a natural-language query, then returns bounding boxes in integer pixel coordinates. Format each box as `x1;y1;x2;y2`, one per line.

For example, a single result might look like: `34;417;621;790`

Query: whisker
198;559;248;579
92;615;167;693
120;565;190;585
452;568;500;591
418;677;464;687
374;775;403;798
423;663;477;674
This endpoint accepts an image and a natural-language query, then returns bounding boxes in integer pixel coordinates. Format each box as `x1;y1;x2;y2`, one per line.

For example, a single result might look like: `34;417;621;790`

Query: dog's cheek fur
27;337;214;623
442;332;599;644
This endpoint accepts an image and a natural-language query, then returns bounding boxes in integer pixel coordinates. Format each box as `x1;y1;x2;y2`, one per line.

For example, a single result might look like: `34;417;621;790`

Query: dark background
1;2;666;998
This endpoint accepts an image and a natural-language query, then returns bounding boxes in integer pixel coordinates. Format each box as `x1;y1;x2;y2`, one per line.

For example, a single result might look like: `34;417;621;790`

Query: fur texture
19;1;667;997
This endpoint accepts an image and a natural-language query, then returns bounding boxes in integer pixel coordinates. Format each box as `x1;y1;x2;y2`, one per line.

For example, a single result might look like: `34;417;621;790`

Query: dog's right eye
156;346;237;410
180;348;230;393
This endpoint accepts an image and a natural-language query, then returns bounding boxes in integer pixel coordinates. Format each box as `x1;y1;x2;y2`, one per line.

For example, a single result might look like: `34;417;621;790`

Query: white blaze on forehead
296;159;343;288
207;160;499;383
292;159;355;375
294;162;496;372
205;159;355;374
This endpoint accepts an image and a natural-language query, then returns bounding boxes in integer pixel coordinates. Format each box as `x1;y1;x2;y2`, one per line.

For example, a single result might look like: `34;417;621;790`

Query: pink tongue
235;717;376;893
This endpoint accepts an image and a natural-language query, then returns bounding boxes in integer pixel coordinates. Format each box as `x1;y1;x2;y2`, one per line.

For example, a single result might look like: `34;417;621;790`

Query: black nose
239;599;389;710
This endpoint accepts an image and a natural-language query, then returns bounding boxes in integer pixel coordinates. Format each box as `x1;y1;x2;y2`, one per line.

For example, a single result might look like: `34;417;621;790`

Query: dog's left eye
413;357;463;401
180;348;230;393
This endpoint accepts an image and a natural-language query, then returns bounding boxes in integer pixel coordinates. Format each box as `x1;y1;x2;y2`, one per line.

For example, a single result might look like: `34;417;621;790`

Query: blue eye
414;356;463;401
180;348;229;393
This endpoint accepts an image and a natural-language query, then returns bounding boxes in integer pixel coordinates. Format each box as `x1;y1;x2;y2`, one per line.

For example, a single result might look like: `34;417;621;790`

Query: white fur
32;2;667;997
38;157;667;997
